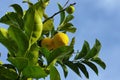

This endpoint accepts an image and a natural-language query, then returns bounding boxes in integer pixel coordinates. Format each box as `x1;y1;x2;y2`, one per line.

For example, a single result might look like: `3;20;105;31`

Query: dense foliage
0;0;106;80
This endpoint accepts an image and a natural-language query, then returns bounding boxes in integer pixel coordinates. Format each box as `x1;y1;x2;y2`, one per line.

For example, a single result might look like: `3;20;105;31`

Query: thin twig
43;2;76;23
63;0;70;8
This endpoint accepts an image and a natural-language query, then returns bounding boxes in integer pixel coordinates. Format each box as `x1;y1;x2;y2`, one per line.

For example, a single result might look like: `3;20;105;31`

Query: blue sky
0;0;120;80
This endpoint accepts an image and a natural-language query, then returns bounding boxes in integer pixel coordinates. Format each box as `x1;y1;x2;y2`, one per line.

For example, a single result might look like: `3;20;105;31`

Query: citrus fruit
52;32;69;49
66;5;75;14
41;37;53;50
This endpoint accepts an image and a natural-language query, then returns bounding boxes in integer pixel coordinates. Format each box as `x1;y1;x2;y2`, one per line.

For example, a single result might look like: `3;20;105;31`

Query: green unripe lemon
66;5;75;14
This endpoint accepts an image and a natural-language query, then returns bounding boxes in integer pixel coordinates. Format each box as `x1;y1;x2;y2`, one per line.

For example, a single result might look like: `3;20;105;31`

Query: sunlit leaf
26;43;39;65
8;26;29;56
91;57;106;69
43;19;54;32
57;3;65;25
50;66;61;80
24;4;43;45
0;28;18;56
75;41;90;59
23;65;47;78
82;61;98;75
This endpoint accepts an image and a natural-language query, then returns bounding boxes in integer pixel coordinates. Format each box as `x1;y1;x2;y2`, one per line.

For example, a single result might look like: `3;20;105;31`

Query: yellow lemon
41;37;53;50
52;32;69;49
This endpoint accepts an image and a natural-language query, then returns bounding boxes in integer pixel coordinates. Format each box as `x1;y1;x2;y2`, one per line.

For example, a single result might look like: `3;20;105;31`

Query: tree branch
63;0;70;8
43;2;76;23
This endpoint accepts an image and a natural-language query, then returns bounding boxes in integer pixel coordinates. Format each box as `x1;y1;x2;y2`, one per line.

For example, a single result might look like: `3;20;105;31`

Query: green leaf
57;61;68;78
48;46;73;64
0;66;18;80
70;37;75;47
24;5;43;45
91;57;106;69
50;66;61;80
2;64;16;72
8;26;29;56
60;23;76;33
0;61;3;65
0;12;24;29
7;57;28;71
39;47;51;61
0;28;18;56
82;61;98;75
64;14;74;23
23;65;47;78
76;63;89;78
75;41;90;59
65;61;81;77
43;19;54;32
26;43;39;65
10;4;23;18
57;3;65;25
84;39;101;59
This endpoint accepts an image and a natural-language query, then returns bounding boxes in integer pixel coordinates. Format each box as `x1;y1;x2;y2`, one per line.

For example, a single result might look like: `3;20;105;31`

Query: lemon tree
0;0;106;80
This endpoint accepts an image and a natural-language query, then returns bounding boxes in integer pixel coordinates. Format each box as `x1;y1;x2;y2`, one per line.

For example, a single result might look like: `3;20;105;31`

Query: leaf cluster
0;0;106;80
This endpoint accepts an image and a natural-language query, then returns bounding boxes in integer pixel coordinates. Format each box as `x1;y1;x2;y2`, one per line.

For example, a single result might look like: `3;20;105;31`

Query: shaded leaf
91;57;106;69
60;23;76;33
57;61;68;78
8;26;29;56
39;47;51;61
76;63;89;78
7;57;28;71
57;3;65;25
0;66;18;80
50;66;61;80
75;41;90;59
10;4;23;17
82;61;98;75
2;64;16;72
70;37;75;47
23;65;47;78
48;46;73;64
64;14;74;23
65;61;81;77
84;39;101;59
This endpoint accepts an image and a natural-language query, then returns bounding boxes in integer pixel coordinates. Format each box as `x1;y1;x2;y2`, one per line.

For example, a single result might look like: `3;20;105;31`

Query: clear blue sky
0;0;120;80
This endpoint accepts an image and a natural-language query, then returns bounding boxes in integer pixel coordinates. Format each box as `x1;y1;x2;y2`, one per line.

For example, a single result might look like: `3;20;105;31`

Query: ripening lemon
52;32;69;49
41;37;54;50
66;5;75;14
